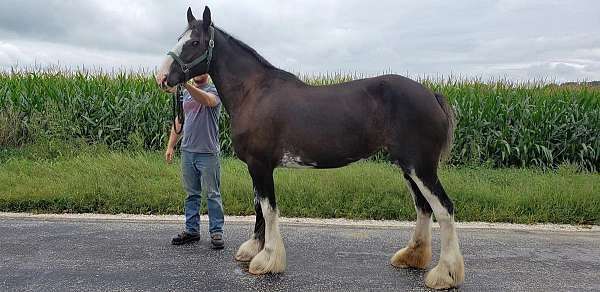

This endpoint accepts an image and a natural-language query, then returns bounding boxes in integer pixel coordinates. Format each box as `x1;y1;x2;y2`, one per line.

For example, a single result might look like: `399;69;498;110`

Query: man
164;73;225;249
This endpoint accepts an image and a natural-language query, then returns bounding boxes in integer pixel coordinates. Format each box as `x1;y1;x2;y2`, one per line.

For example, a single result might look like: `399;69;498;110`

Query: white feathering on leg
235;238;262;262
391;209;432;269
391;179;432;269
248;199;286;274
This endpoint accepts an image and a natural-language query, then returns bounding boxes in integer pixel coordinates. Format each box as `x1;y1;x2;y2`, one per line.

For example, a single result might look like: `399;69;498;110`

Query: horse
156;6;464;290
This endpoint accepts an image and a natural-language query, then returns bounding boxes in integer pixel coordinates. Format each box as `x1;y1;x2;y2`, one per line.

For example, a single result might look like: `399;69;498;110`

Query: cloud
0;39;161;70
1;0;599;81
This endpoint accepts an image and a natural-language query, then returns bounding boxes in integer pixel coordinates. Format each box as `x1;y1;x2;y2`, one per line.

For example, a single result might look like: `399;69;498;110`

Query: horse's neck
209;34;270;116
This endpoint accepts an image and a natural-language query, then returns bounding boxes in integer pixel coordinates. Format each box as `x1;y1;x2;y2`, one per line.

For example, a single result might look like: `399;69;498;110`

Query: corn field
1;69;598;171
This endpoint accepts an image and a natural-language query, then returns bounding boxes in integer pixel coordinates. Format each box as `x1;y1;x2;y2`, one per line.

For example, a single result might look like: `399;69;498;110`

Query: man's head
192;74;209;87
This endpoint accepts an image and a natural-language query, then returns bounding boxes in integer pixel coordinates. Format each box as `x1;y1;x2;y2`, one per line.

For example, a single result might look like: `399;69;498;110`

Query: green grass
0;151;597;225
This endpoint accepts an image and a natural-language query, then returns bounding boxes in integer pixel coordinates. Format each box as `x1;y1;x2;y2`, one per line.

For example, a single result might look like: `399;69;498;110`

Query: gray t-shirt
181;83;221;154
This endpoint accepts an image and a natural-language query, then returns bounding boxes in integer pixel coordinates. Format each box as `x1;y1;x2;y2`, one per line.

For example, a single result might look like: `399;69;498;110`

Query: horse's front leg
235;189;265;262
244;162;286;274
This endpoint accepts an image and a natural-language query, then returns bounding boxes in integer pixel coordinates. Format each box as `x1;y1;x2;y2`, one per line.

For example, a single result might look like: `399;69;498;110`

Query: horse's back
299;74;445;127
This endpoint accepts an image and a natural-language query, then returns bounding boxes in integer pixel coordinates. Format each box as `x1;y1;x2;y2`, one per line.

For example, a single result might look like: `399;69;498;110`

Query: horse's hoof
390;243;432;269
248;245;286;274
424;256;465;290
235;238;262;262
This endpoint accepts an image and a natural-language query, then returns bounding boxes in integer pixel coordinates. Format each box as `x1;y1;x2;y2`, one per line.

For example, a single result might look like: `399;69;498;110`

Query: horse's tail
434;92;456;162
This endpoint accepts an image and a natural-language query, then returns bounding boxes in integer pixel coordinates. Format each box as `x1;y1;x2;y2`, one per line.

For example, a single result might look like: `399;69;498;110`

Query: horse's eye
192;41;200;46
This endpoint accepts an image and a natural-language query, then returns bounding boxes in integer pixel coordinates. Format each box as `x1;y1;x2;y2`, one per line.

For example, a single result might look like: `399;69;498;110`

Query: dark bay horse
157;6;464;290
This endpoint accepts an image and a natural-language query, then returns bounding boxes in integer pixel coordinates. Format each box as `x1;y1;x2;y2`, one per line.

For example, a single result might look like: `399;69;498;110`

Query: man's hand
156;74;177;93
165;147;175;164
184;82;219;107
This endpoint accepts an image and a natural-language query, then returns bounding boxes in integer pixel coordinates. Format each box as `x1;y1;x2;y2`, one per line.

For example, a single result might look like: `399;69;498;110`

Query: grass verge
0;152;598;224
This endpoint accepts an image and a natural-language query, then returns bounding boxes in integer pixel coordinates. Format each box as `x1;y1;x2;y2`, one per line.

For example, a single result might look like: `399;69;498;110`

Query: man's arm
165;116;182;164
184;83;219;107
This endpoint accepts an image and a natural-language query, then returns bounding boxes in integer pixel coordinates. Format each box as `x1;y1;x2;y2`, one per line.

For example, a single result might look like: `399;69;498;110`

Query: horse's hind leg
408;168;464;289
390;172;433;269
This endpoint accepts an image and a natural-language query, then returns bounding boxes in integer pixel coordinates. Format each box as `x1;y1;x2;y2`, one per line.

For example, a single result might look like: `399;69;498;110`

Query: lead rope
172;84;184;135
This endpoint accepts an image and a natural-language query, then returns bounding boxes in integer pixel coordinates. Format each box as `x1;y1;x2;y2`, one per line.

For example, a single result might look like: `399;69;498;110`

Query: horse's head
156;6;215;90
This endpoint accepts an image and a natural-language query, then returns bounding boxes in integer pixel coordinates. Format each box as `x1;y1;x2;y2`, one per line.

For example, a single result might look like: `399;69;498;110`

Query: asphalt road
1;216;599;291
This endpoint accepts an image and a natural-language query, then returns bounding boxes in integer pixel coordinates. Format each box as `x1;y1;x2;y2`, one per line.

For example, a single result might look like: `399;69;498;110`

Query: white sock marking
248;198;286;273
404;179;432;244
260;198;283;251
408;172;461;261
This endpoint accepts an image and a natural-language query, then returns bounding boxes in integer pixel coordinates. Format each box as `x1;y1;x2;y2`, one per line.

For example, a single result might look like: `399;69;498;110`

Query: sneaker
210;233;224;249
171;231;200;245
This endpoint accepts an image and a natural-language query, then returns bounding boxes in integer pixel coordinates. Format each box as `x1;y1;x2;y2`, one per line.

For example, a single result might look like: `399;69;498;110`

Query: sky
1;0;599;81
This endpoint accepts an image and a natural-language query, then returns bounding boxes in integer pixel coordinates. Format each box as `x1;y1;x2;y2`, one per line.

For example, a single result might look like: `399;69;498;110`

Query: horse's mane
214;26;301;82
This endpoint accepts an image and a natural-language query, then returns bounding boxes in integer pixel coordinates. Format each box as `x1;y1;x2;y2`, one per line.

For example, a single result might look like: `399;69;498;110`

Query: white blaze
156;29;192;84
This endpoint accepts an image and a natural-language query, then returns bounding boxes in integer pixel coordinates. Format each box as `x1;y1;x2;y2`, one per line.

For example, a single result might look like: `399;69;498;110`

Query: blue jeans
181;150;224;236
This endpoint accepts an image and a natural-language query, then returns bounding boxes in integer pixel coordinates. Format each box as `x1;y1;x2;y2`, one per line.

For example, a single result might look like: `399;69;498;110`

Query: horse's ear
187;7;196;26
202;6;212;30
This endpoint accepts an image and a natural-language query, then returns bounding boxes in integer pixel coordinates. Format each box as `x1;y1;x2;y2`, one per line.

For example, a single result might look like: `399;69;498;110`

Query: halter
167;25;215;81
